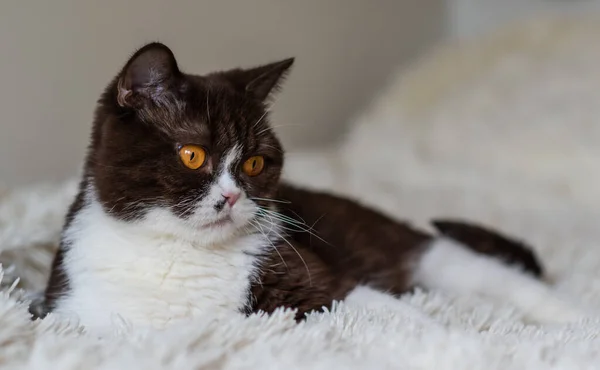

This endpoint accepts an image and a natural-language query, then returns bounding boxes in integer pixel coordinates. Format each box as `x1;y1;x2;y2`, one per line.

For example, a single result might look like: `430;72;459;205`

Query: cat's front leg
247;241;354;321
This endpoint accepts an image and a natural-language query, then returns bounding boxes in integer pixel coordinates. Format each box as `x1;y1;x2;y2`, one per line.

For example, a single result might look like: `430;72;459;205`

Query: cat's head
86;43;292;244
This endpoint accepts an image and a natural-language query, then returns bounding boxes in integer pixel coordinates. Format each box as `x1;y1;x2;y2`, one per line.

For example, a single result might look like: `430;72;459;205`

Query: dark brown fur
38;43;544;322
248;184;430;320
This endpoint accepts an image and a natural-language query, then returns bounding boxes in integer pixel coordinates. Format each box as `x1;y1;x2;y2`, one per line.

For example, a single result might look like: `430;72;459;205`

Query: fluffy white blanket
2;16;600;369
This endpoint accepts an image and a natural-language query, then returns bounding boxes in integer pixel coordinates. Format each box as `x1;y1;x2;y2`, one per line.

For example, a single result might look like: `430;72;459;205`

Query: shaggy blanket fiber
2;16;600;369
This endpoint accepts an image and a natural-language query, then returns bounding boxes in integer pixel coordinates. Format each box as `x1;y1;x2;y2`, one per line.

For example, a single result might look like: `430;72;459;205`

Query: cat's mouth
202;216;233;229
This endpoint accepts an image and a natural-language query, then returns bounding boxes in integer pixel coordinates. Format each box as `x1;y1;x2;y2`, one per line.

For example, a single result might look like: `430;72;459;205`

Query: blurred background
2;0;600;187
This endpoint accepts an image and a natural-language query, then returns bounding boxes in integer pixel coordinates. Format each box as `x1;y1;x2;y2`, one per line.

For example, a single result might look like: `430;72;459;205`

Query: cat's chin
190;212;258;244
198;217;241;239
202;216;233;229
191;219;257;247
194;210;251;232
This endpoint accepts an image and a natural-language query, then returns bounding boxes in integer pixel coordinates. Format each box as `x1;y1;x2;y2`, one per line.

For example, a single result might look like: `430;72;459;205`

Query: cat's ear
230;58;295;101
117;43;181;108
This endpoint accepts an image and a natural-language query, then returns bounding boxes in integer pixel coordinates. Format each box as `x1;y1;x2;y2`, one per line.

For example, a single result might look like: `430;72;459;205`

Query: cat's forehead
165;76;273;152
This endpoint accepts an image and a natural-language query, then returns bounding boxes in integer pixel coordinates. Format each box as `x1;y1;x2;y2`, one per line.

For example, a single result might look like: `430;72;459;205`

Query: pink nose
222;191;240;206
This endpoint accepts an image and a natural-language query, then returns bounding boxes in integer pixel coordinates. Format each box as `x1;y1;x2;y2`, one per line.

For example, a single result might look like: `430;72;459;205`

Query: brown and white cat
40;43;583;332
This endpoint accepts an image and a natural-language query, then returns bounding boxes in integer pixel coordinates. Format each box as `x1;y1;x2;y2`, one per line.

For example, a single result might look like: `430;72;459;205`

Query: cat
38;42;584;332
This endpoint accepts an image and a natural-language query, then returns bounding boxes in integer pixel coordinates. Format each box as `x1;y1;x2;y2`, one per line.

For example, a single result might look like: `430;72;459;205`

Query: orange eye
179;145;206;170
243;156;265;177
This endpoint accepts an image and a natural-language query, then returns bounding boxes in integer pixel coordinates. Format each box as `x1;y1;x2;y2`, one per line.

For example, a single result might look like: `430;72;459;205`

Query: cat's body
40;43;585;331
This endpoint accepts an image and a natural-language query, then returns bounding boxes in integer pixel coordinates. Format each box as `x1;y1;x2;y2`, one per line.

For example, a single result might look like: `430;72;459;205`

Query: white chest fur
54;199;266;331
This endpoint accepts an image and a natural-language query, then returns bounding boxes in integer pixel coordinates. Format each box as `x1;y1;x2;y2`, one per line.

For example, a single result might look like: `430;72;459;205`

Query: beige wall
0;0;444;186
448;0;600;38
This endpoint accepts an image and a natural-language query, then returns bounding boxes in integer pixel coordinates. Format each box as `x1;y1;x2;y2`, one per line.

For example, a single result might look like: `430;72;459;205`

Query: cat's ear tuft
233;58;295;101
117;42;181;107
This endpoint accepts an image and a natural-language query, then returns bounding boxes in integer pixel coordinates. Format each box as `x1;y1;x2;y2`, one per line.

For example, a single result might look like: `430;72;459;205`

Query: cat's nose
222;191;240;206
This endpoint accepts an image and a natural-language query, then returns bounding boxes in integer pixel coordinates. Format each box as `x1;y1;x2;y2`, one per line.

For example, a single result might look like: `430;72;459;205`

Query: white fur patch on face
170;144;258;246
413;238;589;324
217;144;241;194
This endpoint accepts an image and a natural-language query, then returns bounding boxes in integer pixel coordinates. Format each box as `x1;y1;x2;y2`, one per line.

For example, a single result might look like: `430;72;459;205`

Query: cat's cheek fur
52;190;269;332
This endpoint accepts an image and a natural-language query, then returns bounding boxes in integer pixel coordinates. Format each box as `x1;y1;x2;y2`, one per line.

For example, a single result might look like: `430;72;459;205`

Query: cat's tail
431;219;544;277
412;219;589;324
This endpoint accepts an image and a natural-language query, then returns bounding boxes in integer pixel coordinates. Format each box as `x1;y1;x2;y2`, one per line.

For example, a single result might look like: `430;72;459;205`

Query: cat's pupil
251;160;256;168
189;152;195;161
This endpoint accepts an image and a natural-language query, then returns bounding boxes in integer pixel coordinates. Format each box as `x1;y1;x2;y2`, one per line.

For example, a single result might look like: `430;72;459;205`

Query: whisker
287;209;308;225
107;196;127;213
250;197;291;204
206;88;211;124
255;123;303;137
259;144;283;154
252;110;270;128
249;219;288;270
263;223;312;287
257;208;334;247
258;208;310;228
309;213;328;247
256;214;311;237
